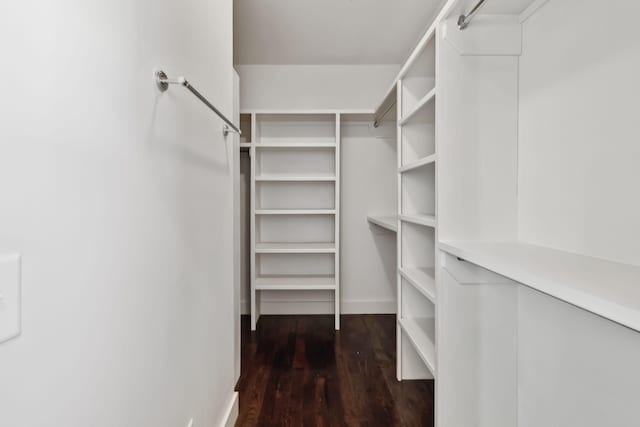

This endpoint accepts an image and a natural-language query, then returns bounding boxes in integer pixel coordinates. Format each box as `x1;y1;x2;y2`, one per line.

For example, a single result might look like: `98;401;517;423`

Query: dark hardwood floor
236;314;434;427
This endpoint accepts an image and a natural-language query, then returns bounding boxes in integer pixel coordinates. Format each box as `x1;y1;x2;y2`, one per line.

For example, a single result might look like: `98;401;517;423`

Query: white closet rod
457;0;488;30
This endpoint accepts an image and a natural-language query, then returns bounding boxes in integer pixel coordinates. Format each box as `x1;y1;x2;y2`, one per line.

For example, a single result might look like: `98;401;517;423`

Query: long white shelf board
398;88;436;126
400;267;436;303
399;154;436;173
400;214;436;228
255;242;336;254
254;142;336;149
241;108;373;115
399;317;436;376
367;215;398;232
439;240;640;333
255;209;336;215
256;174;336;182
255;275;336;291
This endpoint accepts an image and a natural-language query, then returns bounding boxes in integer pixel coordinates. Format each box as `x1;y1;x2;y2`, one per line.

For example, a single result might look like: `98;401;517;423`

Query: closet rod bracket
458;0;488;30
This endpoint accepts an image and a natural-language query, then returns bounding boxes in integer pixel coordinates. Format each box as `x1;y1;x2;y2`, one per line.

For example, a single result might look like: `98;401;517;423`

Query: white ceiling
234;0;446;65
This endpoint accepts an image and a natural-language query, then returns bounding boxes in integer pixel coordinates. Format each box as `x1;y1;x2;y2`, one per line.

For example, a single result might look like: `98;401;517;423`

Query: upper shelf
439;240;640;333
399;88;436;126
367;215;398;232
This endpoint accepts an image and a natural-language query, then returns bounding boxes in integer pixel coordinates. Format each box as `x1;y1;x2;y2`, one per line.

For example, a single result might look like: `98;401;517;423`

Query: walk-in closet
2;0;639;426
234;0;640;425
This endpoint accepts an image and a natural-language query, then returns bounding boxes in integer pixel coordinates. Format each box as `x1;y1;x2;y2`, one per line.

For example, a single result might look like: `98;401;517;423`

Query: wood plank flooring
236;315;434;426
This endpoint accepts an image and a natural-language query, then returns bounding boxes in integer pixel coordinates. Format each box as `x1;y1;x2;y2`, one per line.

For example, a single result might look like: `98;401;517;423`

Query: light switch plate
0;254;21;344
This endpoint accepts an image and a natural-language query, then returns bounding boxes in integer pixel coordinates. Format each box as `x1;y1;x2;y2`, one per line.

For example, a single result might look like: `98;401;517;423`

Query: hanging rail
458;0;488;30
155;70;241;136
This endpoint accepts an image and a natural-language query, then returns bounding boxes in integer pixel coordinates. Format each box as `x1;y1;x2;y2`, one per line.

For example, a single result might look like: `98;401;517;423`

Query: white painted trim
519;0;551;23
343;299;396;314
219;392;239;427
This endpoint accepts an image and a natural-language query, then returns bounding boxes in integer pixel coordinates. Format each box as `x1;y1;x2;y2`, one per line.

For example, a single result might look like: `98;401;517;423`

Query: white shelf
400;267;436;303
255;209;336;215
400;214;436;228
255;242;335;254
255;174;336;182
367;215;398;232
399;88;436;126
399;317;437;376
439;240;640;333
254;142;336;149
250;112;341;331
399;154;436;173
242;108;373;115
255;275;336;291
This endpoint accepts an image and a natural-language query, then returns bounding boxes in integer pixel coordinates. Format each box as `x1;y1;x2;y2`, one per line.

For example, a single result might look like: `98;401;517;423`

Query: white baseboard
343;299;395;314
240;298;395;315
219;391;238;427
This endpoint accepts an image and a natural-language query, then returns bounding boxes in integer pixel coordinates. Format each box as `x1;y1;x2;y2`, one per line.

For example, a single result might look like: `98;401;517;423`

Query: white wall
518;0;640;265
237;65;399;314
340;119;397;313
236;65;400;111
0;1;237;426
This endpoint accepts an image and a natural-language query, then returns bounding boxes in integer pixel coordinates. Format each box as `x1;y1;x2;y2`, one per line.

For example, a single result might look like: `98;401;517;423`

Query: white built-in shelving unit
248;112;341;330
394;29;439;382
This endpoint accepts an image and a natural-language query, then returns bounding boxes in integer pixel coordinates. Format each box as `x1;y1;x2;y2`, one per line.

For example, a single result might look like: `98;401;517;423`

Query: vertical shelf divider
335;113;341;330
250;113;258;330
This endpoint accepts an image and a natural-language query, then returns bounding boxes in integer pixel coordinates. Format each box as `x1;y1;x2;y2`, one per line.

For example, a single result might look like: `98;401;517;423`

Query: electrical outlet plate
0;254;21;344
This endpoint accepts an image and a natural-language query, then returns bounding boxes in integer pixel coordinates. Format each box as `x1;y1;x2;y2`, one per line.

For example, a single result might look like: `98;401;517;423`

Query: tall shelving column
334;113;341;330
249;113;257;329
396;36;438;381
250;112;340;331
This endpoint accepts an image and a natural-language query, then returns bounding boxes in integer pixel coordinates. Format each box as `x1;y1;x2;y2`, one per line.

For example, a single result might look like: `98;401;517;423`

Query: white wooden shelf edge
400;214;436;228
255;242;336;254
439;240;640;333
256;209;336;215
241;108;374;115
400;267;436;303
255;275;336;291
399;317;437;377
367;215;398;232
255;175;336;182
398;88;436;126
399;154;437;173
254;142;336;149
